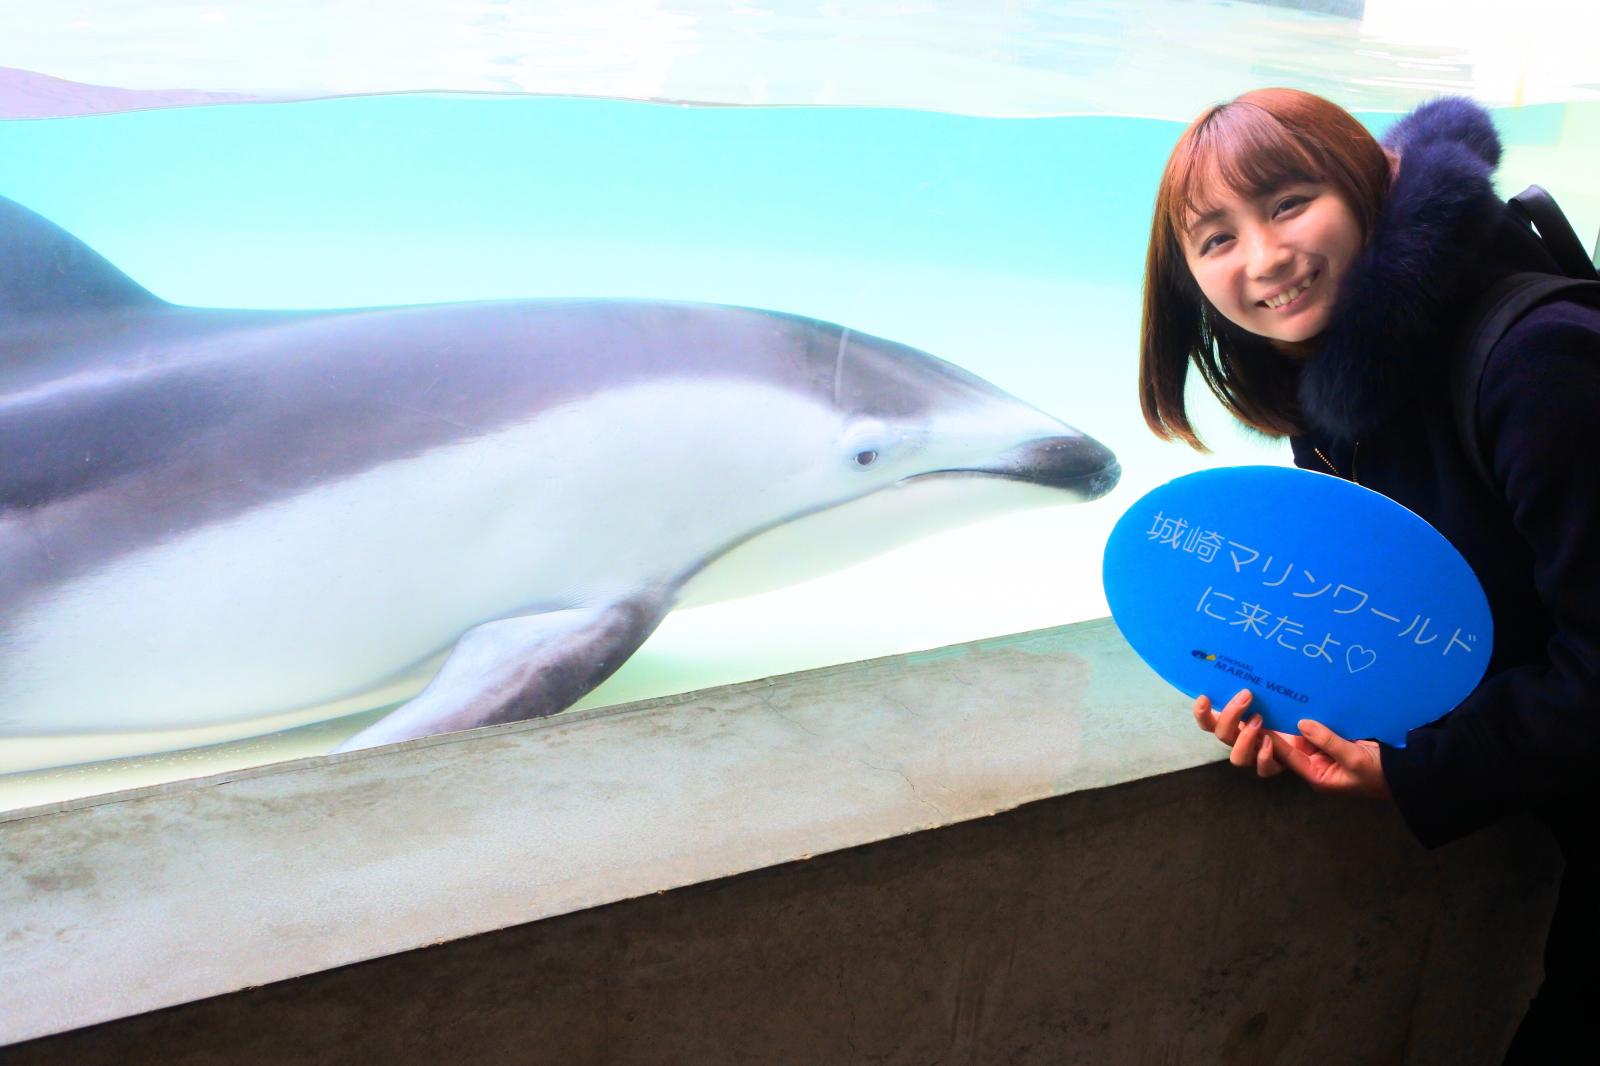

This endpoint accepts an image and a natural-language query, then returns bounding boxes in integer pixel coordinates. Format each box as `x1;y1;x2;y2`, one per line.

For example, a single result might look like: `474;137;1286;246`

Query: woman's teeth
1264;273;1317;309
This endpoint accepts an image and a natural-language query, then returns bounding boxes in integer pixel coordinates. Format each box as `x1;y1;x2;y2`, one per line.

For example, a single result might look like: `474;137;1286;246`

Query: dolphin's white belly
1;381;841;735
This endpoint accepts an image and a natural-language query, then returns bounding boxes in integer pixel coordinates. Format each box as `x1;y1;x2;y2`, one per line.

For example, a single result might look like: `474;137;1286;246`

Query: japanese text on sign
1146;510;1478;674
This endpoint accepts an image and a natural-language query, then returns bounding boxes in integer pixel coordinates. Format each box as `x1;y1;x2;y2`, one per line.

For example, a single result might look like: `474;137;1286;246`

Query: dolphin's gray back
2;298;847;606
4;298;840;495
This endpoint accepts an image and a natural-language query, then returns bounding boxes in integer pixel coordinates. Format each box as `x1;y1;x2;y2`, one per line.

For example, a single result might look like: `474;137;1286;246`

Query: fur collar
1296;97;1507;440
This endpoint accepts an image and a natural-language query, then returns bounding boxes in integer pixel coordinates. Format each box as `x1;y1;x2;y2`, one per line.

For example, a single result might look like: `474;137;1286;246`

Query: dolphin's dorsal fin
2;195;160;316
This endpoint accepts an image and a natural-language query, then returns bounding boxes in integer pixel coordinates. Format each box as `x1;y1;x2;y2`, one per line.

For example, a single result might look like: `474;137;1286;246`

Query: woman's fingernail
1249;714;1263;729
1237;690;1252;706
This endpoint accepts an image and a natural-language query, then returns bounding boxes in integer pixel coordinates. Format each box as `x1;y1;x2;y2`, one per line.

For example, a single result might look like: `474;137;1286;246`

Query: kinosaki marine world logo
1191;650;1311;704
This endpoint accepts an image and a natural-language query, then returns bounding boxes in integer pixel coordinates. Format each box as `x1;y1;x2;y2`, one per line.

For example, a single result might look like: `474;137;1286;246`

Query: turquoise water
4;95;1160;307
2;90;1596;805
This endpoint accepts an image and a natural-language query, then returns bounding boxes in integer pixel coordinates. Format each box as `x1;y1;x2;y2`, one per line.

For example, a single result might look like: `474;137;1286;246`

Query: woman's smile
1258;269;1320;311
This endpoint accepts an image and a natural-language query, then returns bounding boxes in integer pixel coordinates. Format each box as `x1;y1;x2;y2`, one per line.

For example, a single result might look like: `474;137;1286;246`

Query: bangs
1166;104;1326;234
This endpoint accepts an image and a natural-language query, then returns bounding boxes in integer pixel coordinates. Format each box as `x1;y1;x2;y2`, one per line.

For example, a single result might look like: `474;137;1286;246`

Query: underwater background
2;0;1596;807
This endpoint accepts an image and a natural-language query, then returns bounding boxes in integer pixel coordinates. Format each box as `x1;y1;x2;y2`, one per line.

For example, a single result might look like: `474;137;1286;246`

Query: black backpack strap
1450;273;1600;495
1508;186;1600;281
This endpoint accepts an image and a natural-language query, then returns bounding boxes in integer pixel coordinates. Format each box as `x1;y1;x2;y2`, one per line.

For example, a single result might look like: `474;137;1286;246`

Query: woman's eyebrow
1183;207;1228;236
1250;174;1318;197
1185;179;1319;235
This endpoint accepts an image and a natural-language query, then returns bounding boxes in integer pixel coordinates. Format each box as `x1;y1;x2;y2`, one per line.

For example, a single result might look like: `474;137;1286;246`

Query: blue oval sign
1103;466;1492;746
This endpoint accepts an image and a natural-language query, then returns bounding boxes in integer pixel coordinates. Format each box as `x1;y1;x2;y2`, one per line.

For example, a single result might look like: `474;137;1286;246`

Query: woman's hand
1193;692;1389;799
1269;720;1390;799
1193;690;1283;778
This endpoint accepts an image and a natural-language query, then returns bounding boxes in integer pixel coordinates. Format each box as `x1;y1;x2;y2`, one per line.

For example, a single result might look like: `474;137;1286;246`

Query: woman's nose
1244;228;1292;279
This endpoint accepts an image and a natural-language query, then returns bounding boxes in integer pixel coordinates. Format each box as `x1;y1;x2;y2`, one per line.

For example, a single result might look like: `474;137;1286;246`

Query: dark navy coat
1288;98;1600;848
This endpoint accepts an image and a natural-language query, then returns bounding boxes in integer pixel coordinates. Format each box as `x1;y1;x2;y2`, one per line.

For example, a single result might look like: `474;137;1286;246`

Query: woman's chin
1267;337;1318;358
1269;334;1323;359
1262;308;1332;354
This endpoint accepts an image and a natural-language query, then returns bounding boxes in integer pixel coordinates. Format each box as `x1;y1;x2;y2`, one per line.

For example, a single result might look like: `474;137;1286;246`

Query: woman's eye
1274;196;1308;216
1199;233;1231;255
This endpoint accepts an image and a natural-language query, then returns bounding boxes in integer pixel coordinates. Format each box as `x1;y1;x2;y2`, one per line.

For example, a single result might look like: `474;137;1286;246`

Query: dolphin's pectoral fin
332;593;671;753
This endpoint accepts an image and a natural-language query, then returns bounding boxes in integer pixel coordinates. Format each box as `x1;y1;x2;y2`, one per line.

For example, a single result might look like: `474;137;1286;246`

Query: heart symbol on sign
1345;645;1377;674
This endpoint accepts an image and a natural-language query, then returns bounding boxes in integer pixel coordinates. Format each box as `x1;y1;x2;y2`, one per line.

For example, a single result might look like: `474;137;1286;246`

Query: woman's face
1181;180;1364;350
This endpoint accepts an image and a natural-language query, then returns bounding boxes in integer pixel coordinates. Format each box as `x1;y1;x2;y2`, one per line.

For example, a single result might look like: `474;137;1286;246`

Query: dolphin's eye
843;419;890;471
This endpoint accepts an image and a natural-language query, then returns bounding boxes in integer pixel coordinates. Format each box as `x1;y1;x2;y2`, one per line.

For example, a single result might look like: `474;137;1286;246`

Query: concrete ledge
1;617;1214;1045
0;617;1560;1060
3;763;1558;1064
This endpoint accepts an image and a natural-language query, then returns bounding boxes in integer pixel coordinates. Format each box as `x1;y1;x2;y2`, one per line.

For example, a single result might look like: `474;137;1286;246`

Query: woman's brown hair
1139;88;1392;449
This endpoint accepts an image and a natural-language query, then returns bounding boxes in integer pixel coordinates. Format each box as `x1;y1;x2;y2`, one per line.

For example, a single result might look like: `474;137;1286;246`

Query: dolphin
0;194;1120;766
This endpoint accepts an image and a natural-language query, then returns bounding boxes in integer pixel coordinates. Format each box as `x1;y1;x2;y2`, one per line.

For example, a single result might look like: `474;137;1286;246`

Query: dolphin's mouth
913;436;1121;502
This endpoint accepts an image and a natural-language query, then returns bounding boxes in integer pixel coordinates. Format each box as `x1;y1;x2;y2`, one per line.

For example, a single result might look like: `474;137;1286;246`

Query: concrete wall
1;619;1231;1044
3;762;1558;1065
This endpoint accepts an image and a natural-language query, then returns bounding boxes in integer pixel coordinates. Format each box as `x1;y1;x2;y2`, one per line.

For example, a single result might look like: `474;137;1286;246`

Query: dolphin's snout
1082;459;1122;500
971;435;1121;501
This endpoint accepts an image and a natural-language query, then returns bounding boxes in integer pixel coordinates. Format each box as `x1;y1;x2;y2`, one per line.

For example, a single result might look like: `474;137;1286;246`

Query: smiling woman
1138;88;1600;1060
